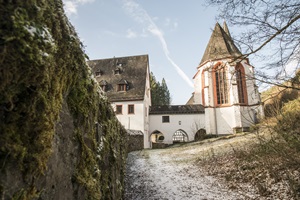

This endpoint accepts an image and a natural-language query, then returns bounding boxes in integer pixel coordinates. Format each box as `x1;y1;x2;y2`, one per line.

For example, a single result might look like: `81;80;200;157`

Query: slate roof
126;129;144;136
200;22;242;66
186;93;195;105
88;55;149;102
149;104;204;115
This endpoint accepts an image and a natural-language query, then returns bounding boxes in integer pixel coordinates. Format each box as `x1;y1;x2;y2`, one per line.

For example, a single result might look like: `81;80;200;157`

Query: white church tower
192;22;263;135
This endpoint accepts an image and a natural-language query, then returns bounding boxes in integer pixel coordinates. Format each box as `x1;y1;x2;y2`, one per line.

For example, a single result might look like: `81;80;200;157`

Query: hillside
261;72;300;117
125;130;299;199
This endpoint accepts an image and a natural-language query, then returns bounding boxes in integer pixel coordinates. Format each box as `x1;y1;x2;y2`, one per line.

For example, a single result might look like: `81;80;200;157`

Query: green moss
1;0;62;173
1;1;128;199
12;186;39;200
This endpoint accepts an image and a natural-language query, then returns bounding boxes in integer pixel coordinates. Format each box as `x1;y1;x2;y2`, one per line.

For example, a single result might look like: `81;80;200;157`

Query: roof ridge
199;22;242;65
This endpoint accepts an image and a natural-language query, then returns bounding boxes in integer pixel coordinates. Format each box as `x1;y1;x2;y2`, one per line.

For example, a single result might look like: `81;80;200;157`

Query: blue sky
62;0;220;105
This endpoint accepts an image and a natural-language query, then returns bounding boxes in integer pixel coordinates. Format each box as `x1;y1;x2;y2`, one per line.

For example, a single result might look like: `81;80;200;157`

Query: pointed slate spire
223;21;231;38
200;22;242;65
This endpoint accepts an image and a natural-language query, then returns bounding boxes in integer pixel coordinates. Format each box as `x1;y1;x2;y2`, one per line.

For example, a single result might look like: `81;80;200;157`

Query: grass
199;97;300;199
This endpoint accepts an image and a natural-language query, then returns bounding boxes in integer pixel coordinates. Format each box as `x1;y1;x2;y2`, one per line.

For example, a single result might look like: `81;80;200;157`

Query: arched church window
236;64;248;104
172;129;188;143
213;63;229;105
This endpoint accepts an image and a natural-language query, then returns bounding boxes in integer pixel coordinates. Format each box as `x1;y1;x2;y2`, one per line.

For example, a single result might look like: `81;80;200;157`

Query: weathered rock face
0;1;127;199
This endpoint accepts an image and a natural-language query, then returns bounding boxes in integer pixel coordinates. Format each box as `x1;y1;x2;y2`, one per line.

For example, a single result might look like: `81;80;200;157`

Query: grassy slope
197;76;300;198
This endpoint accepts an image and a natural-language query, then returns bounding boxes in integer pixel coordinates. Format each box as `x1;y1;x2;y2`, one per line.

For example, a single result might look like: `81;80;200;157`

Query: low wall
127;130;144;152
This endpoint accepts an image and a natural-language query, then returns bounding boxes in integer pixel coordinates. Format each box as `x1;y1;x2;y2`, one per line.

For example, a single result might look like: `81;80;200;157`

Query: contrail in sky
122;0;194;88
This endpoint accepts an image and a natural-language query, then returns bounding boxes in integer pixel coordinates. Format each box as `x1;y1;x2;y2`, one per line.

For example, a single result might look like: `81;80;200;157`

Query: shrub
274;98;300;152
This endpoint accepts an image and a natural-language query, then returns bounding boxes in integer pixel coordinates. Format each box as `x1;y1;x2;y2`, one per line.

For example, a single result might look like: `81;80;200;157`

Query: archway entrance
150;130;164;143
194;129;206;141
172;129;188;143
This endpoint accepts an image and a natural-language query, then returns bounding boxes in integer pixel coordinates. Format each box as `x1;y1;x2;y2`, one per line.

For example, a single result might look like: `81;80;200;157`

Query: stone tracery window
236;64;248;104
213;63;229;105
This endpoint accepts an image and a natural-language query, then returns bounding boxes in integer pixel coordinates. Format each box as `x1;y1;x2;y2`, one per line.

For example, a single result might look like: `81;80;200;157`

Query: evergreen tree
150;72;172;105
161;78;171;105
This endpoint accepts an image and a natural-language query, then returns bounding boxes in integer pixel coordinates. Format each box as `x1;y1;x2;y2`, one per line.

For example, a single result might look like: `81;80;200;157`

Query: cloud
122;0;193;88
102;30;119;37
164;18;179;31
126;29;138;39
173;22;178;29
63;0;95;16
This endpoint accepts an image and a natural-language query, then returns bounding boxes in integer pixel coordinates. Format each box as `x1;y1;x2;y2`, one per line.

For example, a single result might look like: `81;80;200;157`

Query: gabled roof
99;80;108;86
185;93;194;105
200;22;242;66
149;104;204;115
88;55;149;102
118;79;128;85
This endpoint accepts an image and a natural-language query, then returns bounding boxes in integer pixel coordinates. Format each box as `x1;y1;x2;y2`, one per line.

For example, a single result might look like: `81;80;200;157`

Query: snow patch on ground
124;134;260;199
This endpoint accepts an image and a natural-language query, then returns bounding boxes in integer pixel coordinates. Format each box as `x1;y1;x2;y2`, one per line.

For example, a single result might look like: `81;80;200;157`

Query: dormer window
118;84;126;91
100;85;107;91
95;70;102;77
114;67;121;75
99;80;108;92
117;79;129;91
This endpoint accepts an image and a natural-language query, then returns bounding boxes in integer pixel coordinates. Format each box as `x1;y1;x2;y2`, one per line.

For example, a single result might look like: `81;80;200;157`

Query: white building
191;22;264;135
88;55;151;148
149;105;205;146
89;22;264;149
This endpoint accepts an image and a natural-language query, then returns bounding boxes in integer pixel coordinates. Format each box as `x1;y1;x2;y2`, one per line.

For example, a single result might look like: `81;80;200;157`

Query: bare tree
205;0;300;88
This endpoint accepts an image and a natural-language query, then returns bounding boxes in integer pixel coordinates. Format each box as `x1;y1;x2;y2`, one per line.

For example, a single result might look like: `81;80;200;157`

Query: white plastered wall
198;59;264;135
149;113;205;144
112;100;145;131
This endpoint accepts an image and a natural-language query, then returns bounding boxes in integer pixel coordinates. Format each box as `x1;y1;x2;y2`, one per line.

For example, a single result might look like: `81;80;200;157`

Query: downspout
128;117;130;129
213;107;218;136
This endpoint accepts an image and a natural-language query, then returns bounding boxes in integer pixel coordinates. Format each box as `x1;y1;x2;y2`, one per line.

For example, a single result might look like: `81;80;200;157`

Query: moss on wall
0;0;127;199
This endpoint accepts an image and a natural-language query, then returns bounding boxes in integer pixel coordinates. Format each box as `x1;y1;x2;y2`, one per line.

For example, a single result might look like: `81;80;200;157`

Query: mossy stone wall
0;0;127;199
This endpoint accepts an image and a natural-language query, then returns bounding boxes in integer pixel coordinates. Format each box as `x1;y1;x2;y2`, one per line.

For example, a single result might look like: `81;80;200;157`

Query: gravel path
124;134;258;200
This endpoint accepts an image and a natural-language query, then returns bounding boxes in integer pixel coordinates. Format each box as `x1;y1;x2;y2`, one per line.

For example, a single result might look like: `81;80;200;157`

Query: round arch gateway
194;129;206;141
172;129;188;143
150;130;164;143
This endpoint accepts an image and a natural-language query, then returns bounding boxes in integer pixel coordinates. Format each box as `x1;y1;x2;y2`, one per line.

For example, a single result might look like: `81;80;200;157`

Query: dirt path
124;134;259;199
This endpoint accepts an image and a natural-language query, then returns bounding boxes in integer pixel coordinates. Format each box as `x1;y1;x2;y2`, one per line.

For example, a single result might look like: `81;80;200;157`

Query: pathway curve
124;134;258;200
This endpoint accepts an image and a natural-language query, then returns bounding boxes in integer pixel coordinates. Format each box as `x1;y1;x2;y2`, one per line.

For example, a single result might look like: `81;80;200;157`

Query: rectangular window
128;104;134;114
162;116;170;123
116;105;122;115
118;84;126;91
95;71;102;77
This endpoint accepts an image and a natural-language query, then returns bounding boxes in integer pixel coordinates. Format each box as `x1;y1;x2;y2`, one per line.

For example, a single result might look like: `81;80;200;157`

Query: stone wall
127;130;144;152
0;1;127;199
152;142;170;149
